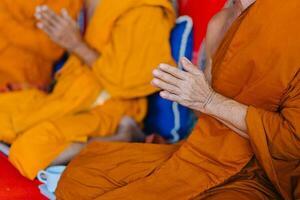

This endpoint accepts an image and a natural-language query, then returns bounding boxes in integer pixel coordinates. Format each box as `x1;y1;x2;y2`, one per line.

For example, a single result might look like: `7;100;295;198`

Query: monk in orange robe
0;0;83;91
56;0;300;199
0;0;175;180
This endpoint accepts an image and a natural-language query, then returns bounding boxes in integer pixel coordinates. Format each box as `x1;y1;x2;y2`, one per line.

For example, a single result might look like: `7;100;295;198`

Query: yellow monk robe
56;1;300;199
0;0;175;179
0;0;83;90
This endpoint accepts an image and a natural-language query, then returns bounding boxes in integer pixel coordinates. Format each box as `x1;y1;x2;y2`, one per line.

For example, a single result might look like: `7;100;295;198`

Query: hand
152;57;215;112
35;5;83;52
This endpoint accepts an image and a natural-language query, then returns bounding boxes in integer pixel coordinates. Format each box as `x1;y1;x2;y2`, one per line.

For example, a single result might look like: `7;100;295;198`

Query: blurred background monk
56;0;300;199
0;0;175;180
0;0;83;92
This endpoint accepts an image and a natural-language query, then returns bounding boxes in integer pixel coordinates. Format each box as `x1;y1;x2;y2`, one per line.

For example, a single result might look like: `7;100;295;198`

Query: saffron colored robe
56;1;300;199
0;0;175;179
0;0;83;90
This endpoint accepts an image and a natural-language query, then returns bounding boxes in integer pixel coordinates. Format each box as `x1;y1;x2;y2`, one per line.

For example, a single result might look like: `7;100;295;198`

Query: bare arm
152;58;249;139
71;41;99;67
205;93;248;138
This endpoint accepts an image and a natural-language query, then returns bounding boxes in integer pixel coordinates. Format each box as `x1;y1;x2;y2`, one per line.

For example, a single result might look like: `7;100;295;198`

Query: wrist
202;91;220;115
69;40;85;55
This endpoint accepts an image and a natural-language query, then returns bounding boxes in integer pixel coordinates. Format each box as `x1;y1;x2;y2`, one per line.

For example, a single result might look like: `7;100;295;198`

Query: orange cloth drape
0;0;83;90
56;1;300;199
0;0;175;180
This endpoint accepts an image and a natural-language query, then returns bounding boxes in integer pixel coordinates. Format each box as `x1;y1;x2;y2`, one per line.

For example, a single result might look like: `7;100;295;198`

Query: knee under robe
0;0;176;179
57;1;300;199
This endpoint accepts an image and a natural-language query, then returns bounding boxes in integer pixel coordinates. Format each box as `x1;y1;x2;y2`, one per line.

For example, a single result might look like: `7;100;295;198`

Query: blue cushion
144;16;195;143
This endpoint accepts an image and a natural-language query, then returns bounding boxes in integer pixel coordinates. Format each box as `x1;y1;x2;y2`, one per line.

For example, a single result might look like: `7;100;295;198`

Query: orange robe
0;0;175;179
56;1;300;199
0;0;83;90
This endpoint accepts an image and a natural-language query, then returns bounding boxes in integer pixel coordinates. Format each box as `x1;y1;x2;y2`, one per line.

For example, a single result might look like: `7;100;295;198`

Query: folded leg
0;67;101;144
56;142;179;200
9;98;147;180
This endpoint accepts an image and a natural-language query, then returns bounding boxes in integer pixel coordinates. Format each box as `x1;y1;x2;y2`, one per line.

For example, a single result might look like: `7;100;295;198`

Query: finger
37;22;56;37
152;79;180;95
39;6;64;27
61;8;74;22
153;69;181;86
160;91;182;103
159;64;188;80
35;5;45;15
46;7;66;24
181;57;202;75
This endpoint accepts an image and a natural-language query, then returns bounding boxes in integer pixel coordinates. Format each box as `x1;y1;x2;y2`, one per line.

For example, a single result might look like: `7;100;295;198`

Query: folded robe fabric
60;0;176;98
0;0;83;90
56;1;300;199
0;0;176;180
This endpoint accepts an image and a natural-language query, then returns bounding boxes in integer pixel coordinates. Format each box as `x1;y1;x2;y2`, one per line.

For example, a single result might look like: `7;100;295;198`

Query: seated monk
56;0;300;199
0;0;83;92
0;0;175;179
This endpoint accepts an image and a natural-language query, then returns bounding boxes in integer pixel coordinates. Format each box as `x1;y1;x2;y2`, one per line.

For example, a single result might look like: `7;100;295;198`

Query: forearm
152;57;249;139
72;42;100;67
204;93;249;139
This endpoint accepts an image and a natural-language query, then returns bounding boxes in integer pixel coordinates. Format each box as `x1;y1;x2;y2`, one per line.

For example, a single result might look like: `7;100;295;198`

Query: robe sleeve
0;1;82;61
246;75;300;161
91;6;175;98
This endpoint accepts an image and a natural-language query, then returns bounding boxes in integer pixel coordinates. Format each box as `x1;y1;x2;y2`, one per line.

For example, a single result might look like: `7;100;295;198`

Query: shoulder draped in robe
56;1;300;199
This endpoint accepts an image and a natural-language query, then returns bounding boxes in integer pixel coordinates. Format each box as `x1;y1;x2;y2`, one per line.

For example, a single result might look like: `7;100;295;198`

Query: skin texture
152;0;256;139
35;4;99;67
56;1;300;199
152;58;249;139
204;0;244;83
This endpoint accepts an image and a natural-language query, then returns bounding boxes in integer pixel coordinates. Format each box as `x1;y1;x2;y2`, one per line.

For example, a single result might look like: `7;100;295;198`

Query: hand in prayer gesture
152;57;214;112
35;5;99;67
35;5;82;52
152;58;250;139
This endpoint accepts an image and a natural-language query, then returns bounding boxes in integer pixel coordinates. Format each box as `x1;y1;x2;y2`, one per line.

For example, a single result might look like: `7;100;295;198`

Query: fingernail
159;64;168;69
181;57;192;64
151;80;158;86
160;91;166;97
153;69;159;76
61;8;68;16
152;79;159;85
35;13;41;19
37;23;43;28
36;6;41;12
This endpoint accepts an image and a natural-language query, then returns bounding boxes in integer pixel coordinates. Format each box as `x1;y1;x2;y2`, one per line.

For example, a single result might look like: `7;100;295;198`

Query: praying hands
152;58;250;139
35;5;82;52
152;57;214;112
35;5;99;67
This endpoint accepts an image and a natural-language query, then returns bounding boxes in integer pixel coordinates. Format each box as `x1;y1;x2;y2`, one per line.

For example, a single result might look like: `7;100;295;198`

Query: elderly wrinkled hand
35;5;82;52
152;57;215;112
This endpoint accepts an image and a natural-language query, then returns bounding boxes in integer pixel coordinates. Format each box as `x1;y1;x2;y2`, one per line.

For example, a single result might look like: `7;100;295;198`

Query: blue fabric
170;19;193;63
53;53;68;74
144;16;195;142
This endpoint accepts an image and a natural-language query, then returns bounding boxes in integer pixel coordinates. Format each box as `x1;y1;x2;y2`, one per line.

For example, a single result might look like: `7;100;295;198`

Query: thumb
180;57;201;75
